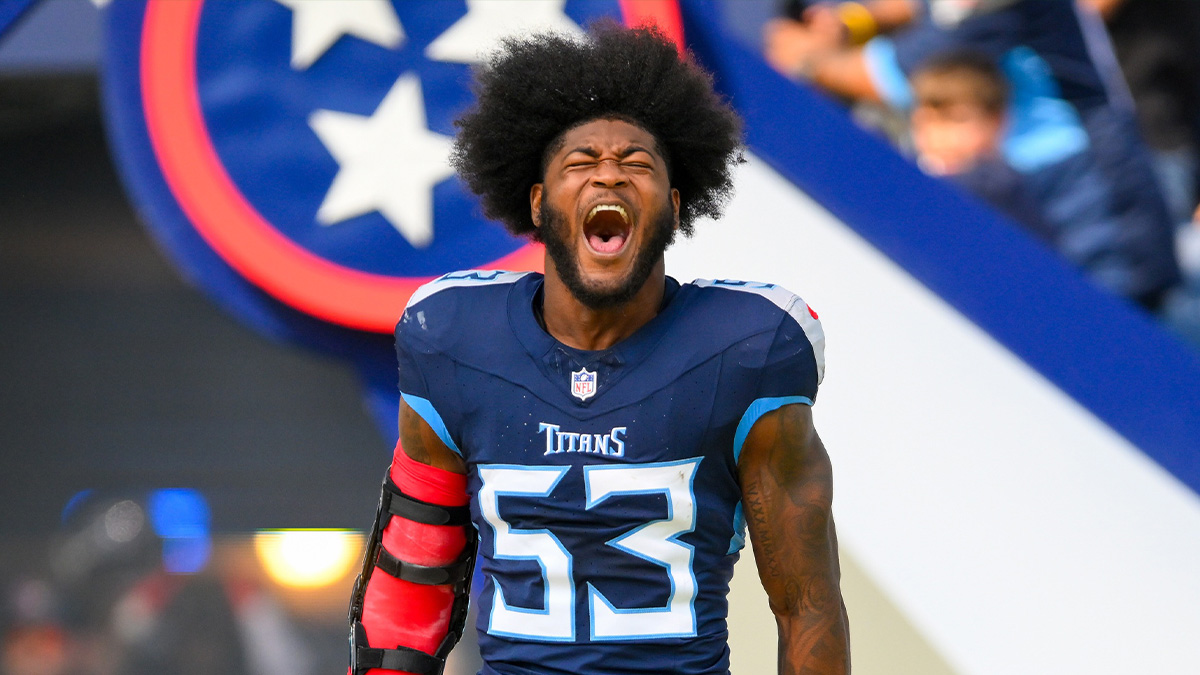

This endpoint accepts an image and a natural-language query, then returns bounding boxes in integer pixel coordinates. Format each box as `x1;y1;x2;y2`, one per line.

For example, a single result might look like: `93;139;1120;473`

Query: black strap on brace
350;622;444;675
382;478;471;527
348;468;478;675
374;546;474;586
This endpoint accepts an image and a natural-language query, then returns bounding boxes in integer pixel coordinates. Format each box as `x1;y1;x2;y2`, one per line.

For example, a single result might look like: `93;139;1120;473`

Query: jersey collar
508;273;687;407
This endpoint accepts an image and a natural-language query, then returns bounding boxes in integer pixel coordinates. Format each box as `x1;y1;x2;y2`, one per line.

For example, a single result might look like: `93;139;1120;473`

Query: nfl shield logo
571;368;597;401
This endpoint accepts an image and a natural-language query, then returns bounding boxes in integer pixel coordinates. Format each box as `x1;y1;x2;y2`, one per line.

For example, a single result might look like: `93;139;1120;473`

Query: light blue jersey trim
863;37;913;110
728;503;746;555
400;392;460;456
733;396;813;462
728;396;813;553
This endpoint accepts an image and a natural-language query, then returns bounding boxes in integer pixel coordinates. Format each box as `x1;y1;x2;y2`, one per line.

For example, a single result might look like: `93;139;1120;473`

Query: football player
349;23;849;675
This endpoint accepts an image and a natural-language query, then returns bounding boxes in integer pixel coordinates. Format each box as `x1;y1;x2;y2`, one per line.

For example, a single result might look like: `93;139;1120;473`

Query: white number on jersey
478;459;701;642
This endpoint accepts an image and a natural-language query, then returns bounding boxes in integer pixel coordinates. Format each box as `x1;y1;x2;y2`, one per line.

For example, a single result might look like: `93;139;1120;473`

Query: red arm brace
359;441;470;675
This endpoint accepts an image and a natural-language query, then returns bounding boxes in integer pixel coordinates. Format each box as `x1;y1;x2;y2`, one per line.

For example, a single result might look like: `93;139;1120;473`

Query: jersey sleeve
394;299;463;456
692;278;825;404
395;311;431;402
755;299;825;404
730;294;826;464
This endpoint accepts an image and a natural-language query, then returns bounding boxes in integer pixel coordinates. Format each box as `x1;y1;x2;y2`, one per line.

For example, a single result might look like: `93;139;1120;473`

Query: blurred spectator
1;579;70;675
1079;0;1200;226
107;572;314;675
909;49;1006;176
909;48;1053;241
49;494;313;675
765;0;1182;311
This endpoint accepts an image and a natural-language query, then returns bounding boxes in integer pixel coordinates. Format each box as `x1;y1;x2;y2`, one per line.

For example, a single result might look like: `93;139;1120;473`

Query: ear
530;183;544;228
670;187;681;230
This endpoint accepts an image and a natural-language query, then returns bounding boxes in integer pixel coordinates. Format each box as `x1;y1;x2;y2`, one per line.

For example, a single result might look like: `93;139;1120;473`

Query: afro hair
451;21;743;239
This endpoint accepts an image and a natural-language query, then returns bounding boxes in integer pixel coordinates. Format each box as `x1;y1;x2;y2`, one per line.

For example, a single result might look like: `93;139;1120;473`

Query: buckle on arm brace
348;475;477;675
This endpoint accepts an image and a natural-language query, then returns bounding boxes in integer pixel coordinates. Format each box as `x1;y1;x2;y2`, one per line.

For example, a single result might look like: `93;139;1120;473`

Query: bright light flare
254;529;364;588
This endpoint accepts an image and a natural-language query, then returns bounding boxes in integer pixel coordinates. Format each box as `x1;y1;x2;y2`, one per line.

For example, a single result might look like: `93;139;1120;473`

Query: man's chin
564;274;641;310
575;266;629;292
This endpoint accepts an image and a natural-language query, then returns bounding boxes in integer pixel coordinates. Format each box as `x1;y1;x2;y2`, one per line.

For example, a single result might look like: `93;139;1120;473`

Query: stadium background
2;1;1198;674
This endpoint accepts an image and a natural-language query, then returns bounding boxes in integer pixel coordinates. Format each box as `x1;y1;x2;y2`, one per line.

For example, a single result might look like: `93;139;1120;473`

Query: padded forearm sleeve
356;442;471;675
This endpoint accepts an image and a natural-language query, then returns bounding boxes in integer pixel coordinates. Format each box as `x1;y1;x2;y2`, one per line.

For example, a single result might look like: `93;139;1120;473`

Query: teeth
586;204;628;223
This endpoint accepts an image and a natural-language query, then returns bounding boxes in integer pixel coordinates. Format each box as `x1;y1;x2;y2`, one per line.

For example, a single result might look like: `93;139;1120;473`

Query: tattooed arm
398;396;466;473
738;403;849;674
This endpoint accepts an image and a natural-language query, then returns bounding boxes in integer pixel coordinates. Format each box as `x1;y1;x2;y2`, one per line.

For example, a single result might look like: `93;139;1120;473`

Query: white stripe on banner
668;155;1200;675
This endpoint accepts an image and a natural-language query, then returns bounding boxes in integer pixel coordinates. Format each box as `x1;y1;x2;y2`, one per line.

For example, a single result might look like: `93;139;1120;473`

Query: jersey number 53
478;458;701;642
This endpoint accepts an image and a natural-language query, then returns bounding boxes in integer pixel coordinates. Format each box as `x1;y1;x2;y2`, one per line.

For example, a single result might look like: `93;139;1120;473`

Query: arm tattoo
740;404;849;674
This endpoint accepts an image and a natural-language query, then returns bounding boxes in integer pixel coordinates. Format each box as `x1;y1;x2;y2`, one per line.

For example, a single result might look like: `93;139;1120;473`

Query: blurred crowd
764;0;1200;348
0;495;315;675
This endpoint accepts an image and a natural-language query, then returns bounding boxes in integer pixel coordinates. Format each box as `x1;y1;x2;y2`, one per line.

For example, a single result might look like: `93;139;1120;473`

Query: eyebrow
565;144;656;159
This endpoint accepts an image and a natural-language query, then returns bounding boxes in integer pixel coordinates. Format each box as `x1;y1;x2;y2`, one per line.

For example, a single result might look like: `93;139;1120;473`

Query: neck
541;259;666;351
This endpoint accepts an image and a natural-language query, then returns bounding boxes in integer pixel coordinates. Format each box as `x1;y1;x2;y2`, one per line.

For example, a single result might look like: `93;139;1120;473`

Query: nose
591;158;628;188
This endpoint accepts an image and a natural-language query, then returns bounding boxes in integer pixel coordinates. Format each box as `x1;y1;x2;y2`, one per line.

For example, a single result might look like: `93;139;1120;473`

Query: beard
539;200;677;310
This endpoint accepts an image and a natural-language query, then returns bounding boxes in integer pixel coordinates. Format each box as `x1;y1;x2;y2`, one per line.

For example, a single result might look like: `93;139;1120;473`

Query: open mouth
583;203;631;255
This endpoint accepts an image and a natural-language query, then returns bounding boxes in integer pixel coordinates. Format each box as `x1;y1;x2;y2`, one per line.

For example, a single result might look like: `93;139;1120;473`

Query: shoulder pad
406;269;531;309
692;278;825;383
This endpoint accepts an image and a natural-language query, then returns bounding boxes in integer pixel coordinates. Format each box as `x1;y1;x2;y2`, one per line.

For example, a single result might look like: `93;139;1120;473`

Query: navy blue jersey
394;271;825;675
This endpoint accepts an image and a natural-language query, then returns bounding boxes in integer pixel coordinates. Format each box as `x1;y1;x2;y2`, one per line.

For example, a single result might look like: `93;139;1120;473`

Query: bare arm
764;0;918;103
807;49;882;104
859;0;920;32
397;397;466;474
764;23;883;103
738;404;849;674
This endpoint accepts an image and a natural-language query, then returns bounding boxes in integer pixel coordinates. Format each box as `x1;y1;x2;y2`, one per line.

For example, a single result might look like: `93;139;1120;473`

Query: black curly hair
451;21;743;240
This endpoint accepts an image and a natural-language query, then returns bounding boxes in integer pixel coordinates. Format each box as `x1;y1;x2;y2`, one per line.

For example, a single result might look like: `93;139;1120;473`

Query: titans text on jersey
394;270;825;675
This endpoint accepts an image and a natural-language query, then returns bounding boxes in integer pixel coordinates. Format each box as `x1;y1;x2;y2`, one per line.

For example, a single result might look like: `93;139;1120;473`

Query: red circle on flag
139;0;543;333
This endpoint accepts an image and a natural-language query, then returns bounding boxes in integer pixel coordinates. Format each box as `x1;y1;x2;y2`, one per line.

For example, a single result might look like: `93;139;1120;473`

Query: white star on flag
425;0;584;64
274;0;404;70
309;74;454;248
